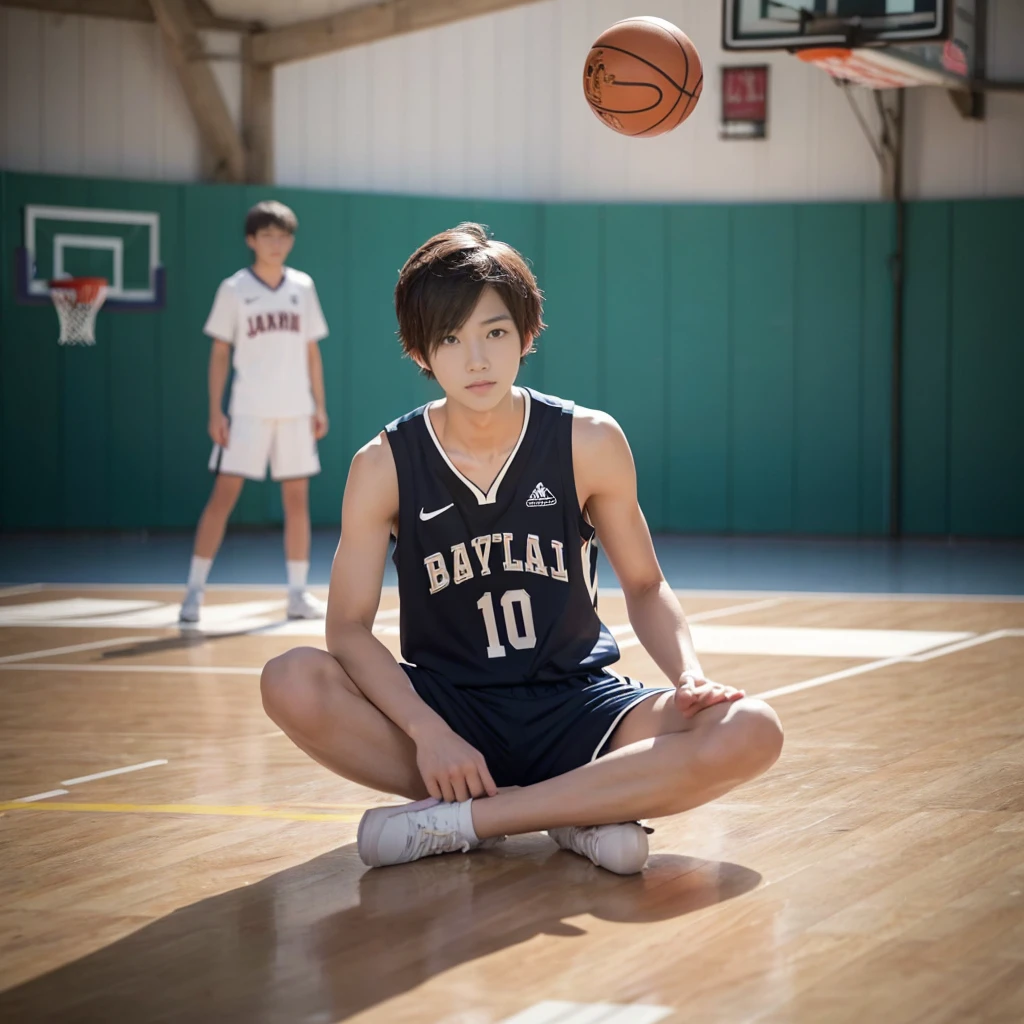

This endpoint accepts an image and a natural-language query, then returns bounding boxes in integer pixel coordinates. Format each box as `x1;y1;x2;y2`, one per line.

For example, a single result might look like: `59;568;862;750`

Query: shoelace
413;825;472;859
566;826;603;864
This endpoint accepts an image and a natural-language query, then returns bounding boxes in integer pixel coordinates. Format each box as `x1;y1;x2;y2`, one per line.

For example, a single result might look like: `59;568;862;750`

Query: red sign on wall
721;65;769;139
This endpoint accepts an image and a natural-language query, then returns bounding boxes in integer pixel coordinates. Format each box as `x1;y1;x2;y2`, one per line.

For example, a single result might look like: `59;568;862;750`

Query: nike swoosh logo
419;503;454;521
245;296;260;304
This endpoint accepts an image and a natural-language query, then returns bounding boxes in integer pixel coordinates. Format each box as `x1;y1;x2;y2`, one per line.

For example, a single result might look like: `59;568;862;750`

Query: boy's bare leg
193;474;245;559
468;693;783;839
281;477;310;562
263;645;783;835
261;647;428;800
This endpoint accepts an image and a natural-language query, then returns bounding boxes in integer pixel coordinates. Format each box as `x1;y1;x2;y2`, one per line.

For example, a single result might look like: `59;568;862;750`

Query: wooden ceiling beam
0;0;260;33
249;0;548;66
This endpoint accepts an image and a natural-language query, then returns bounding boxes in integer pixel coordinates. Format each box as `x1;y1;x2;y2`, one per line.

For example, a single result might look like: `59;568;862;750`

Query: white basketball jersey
204;267;329;418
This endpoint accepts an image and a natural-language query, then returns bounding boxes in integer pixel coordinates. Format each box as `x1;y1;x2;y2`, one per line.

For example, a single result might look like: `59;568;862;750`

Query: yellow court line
0;801;363;822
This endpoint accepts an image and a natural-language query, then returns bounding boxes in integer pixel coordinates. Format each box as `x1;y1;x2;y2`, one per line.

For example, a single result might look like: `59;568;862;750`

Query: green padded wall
2;171;1020;537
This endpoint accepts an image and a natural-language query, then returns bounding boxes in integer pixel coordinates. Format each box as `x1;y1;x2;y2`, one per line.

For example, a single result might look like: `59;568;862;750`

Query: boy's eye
441;335;458;345
488;328;507;339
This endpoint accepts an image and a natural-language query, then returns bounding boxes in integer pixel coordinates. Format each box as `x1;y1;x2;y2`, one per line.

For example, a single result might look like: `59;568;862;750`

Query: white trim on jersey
588;683;673;763
422;387;532;506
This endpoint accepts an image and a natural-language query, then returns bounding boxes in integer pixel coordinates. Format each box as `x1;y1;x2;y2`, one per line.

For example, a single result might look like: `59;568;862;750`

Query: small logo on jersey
526;482;557;508
420;503;454;521
291;294;299;305
245;296;260;304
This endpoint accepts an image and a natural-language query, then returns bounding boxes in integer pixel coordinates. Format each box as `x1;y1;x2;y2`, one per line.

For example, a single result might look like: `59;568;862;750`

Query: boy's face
246;225;294;265
416;286;531;409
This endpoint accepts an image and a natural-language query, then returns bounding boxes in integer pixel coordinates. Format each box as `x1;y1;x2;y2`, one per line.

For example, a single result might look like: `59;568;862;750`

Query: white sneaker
358;798;482;868
179;586;203;623
286;589;327;619
547;823;650;875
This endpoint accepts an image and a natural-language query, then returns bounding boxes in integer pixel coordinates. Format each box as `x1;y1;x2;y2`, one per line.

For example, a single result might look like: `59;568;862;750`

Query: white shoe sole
357;798;440;868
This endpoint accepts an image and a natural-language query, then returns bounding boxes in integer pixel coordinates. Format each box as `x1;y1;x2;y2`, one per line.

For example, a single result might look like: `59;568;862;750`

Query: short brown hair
245;201;297;237
394;223;545;377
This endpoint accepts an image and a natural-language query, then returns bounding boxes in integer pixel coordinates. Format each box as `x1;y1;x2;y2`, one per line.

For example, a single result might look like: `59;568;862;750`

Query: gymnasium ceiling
208;0;371;31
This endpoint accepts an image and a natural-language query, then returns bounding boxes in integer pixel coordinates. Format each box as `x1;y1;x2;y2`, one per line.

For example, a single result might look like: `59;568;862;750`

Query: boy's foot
179;586;204;624
358;798;484;868
546;823;650;875
286;589;327;619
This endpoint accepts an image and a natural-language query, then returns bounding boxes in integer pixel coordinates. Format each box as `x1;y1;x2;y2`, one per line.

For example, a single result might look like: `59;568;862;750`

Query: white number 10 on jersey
476;590;537;658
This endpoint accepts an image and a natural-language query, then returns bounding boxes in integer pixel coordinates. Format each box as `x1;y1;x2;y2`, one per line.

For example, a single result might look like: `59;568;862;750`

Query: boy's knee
260;648;328;725
281;482;308;513
717;698;784;776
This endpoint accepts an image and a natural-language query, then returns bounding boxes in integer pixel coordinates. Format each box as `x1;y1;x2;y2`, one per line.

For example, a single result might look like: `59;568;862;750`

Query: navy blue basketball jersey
385;388;619;686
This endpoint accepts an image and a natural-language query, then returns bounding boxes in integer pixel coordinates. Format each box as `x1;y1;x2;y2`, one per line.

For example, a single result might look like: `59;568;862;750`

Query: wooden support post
242;34;273;185
147;0;246;182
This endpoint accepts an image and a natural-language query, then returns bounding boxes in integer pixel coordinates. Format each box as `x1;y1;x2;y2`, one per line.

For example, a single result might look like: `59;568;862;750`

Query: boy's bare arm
208;340;232;446
326;435;440;736
307;342;329;439
573;410;743;715
326;435;498;799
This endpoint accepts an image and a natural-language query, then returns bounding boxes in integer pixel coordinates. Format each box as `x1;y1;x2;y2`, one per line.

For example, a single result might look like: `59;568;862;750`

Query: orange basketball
583;16;703;137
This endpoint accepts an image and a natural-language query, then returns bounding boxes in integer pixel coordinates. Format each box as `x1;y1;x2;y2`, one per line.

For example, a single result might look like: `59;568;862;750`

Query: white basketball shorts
209;416;320;481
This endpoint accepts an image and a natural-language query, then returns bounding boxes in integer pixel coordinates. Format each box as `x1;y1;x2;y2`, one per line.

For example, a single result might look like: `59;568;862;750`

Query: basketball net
49;277;108;345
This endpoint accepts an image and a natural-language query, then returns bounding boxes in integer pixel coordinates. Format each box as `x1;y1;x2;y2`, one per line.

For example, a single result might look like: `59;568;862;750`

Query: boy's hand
412;720;498;803
313;408;329;440
674;672;745;719
209;411;230;447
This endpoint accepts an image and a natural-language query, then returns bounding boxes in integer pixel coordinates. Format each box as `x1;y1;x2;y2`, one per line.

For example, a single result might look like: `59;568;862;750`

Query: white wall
0;6;240;182
274;0;1024;202
1;1;1021;201
905;0;1024;200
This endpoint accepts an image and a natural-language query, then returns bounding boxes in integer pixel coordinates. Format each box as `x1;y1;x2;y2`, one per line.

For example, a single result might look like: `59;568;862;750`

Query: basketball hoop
796;47;964;90
48;277;108;345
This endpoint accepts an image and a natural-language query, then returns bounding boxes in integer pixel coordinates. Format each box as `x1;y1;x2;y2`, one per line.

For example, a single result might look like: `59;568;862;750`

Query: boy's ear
411;351;431;373
521;334;535;357
245;235;257;252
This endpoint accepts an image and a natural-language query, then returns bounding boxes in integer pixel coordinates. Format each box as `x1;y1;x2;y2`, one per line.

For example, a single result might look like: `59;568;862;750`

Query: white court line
11;582;1024;602
0;583;45;598
616;597;784;643
687;597;783;621
500;1002;672;1024
0;636;157;664
0;662;262;676
62;759;168;786
597;586;1024;603
16;789;69;802
755;629;1024;701
616;597;784;650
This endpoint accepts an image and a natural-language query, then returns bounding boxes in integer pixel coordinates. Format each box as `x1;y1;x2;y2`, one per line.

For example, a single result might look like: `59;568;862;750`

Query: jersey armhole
560;404;595;541
384;424;413;558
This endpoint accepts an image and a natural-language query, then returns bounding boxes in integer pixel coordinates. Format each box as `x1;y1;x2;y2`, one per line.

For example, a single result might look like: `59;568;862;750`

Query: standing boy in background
180;201;330;623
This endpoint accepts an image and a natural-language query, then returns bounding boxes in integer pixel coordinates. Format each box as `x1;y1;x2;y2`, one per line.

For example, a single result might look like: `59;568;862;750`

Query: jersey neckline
421;388;532;506
245;266;289;292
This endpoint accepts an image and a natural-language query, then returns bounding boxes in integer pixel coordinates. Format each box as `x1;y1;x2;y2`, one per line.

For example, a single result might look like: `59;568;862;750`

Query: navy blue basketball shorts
401;665;675;788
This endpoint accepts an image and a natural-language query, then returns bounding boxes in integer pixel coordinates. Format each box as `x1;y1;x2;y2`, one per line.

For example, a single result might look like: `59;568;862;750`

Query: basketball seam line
590;43;686;94
680;73;704;121
590;81;665;116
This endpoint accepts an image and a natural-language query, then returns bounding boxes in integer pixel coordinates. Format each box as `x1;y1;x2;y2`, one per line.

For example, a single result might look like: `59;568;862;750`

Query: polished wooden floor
1;584;1022;1023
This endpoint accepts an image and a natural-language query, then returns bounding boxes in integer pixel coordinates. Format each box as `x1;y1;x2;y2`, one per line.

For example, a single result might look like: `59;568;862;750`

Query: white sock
457;799;479;844
286;560;309;592
187;556;212;590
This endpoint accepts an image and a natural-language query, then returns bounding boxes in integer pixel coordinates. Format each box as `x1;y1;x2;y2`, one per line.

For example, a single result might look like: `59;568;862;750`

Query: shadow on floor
0;837;761;1023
